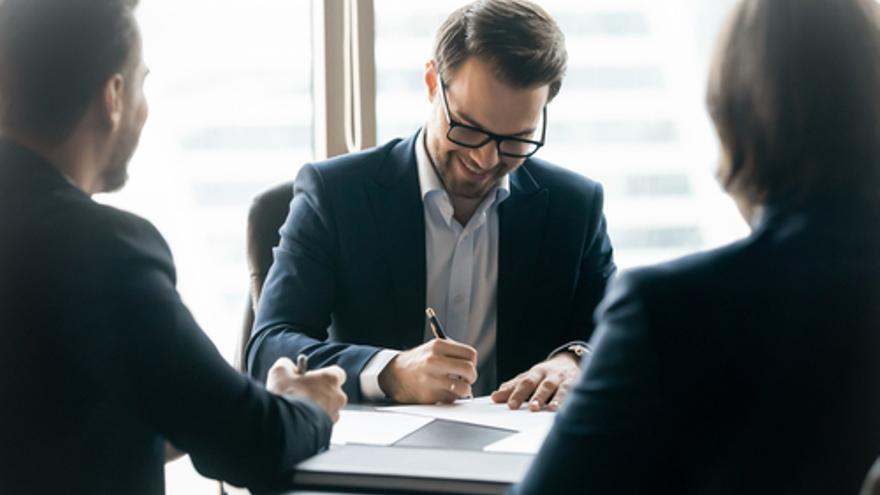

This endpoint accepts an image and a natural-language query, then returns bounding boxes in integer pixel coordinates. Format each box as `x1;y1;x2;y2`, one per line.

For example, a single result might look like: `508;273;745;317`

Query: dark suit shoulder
619;233;757;295
57;198;175;277
306;138;405;186
603;232;770;343
93;204;171;258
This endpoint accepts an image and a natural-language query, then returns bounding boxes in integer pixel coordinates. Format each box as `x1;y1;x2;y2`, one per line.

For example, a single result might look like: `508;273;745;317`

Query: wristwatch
567;344;589;358
558;343;590;364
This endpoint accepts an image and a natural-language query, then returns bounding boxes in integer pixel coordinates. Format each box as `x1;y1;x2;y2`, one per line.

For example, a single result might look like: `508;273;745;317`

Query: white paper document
330;410;434;446
377;396;556;432
482;424;553;454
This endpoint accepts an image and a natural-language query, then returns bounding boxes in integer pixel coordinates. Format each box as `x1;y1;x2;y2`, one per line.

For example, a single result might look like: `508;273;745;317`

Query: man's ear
101;73;126;131
424;60;439;103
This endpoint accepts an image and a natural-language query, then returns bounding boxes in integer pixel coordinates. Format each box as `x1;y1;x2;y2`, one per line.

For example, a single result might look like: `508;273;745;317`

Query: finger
448;376;472;398
267;357;297;387
334;389;349;412
425;356;478;384
322;390;348;424
269;357;296;374
490;377;518;403
424;383;459;404
322;365;347;385
436;389;460;404
490;389;509;403
528;377;559;412
428;375;471;401
305;366;346;387
507;373;541;410
430;339;478;362
548;380;573;412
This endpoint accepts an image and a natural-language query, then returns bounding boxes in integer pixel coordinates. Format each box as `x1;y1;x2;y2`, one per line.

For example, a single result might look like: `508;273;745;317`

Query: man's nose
468;140;500;170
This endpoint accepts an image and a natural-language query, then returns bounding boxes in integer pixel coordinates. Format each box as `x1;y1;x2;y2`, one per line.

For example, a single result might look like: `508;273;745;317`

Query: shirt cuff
359;349;400;401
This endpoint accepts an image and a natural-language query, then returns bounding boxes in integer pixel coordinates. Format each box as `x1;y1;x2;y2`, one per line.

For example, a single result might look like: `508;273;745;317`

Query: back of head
433;0;567;100
0;0;140;144
708;0;880;205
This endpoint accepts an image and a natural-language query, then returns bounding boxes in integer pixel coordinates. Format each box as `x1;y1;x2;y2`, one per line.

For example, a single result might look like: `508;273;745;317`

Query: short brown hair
0;0;141;143
707;0;880;205
433;0;567;101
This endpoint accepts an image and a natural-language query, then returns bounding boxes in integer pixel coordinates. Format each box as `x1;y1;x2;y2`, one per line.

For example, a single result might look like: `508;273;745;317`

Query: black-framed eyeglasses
438;79;547;159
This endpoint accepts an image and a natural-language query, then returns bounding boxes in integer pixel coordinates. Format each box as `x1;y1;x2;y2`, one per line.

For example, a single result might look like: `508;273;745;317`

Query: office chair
237;181;295;371
220;183;294;495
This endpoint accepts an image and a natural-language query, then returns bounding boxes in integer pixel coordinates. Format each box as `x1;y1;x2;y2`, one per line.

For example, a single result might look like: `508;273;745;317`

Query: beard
99;123;141;193
100;162;129;193
435;150;511;200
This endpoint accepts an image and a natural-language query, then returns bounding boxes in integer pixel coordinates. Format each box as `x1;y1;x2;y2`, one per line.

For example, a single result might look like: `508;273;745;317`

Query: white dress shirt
359;128;511;400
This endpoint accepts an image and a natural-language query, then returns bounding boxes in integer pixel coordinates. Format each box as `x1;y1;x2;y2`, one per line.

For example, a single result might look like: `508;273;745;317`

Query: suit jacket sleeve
247;163;382;402
109;214;332;491
512;272;665;495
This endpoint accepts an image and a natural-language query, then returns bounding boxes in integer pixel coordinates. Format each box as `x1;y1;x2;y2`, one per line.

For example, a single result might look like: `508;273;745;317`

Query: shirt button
453;294;464;304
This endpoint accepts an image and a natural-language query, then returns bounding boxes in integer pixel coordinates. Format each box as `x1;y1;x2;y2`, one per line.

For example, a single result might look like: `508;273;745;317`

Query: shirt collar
416;127;446;201
415;127;511;206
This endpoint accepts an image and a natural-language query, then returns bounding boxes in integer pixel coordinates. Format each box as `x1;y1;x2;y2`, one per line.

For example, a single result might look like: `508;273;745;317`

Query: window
99;0;313;359
375;0;749;269
96;3;312;491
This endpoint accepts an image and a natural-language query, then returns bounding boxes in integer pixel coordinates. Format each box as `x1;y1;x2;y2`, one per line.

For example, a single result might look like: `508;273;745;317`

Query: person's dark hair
0;0;140;143
707;0;880;205
433;0;567;100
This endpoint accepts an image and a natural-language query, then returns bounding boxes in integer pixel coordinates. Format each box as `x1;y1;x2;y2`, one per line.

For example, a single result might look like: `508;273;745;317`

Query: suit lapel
498;163;549;376
365;134;426;350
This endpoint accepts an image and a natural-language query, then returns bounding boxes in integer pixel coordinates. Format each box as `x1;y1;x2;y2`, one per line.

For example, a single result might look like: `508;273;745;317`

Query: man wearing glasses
248;0;616;409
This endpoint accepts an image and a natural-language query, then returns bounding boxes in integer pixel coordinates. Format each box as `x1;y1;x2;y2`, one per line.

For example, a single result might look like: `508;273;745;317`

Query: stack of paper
482;424;554;454
330;396;557;453
330;410;434;446
377;396;555;432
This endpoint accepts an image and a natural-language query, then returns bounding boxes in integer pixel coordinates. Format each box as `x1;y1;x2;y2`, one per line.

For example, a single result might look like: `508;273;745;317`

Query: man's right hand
266;357;348;423
378;339;478;404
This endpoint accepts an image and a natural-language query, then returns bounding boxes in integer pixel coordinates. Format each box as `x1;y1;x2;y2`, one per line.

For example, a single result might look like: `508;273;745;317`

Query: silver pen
295;353;309;375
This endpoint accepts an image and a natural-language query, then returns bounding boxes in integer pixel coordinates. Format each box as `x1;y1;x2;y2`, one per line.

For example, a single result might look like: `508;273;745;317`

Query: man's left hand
490;353;580;412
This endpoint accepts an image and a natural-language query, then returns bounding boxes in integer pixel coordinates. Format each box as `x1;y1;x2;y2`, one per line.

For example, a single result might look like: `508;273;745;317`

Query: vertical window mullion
313;0;376;160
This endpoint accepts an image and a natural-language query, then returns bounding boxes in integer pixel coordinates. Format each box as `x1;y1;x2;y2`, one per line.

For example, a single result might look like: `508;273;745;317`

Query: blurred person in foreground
0;0;346;493
514;0;880;493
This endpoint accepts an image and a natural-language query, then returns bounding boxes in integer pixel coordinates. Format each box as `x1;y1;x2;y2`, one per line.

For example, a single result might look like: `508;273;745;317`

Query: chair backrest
236;181;295;371
861;458;880;495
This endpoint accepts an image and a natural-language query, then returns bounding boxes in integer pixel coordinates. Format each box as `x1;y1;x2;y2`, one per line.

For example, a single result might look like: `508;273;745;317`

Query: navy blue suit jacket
514;198;880;494
0;139;331;494
248;132;616;401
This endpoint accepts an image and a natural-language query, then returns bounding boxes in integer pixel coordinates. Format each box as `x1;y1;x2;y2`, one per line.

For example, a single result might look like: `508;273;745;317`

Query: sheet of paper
482;424;553;454
330;410;434;446
377;396;555;432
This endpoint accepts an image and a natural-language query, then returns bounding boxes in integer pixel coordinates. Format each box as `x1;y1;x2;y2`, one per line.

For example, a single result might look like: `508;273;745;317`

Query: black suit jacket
0;139;331;494
247;132;616;401
515;198;880;494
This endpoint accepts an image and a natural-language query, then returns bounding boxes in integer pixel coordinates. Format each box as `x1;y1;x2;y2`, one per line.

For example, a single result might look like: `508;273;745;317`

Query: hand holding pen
425;307;448;339
265;354;348;423
377;307;479;404
426;308;472;398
